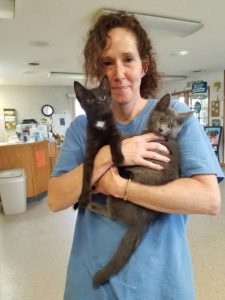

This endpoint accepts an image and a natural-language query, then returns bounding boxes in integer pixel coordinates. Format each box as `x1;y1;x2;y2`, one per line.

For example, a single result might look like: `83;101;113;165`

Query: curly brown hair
83;11;160;98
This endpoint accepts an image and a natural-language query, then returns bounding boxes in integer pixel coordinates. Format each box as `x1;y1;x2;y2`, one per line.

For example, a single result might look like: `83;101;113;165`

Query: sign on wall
4;108;16;129
192;81;208;94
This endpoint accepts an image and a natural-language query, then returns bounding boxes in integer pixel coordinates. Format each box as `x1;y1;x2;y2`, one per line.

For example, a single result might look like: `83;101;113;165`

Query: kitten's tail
93;220;149;288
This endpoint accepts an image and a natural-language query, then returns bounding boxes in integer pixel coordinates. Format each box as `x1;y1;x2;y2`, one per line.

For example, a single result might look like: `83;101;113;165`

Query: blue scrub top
52;99;224;300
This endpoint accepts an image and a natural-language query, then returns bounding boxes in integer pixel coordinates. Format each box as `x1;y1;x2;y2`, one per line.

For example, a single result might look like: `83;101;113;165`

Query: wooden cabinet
0;141;51;198
48;141;60;171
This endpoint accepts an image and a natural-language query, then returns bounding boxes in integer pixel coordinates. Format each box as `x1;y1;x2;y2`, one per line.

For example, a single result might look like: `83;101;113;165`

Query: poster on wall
204;126;222;154
4;108;16;129
52;113;71;137
212;119;221;126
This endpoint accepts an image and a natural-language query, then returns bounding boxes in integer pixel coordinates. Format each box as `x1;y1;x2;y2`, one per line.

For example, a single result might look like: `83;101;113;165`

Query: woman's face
101;27;146;105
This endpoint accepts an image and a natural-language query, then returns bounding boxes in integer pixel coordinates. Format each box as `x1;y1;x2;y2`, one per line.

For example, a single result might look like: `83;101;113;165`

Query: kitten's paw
119;168;133;179
73;203;79;210
113;153;124;166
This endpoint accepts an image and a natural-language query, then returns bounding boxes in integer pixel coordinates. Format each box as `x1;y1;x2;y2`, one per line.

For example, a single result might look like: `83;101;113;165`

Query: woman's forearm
126;175;221;215
47;164;84;212
104;171;221;215
47;146;113;212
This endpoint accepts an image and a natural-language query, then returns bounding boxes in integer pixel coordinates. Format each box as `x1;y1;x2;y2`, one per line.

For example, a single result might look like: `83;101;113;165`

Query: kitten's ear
177;110;194;124
99;76;110;94
155;93;171;111
74;81;88;102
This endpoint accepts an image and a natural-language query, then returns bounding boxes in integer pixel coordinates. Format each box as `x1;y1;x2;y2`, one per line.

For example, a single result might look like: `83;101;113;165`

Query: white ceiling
0;0;225;86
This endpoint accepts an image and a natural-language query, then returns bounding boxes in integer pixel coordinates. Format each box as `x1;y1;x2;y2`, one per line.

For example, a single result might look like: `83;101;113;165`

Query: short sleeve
172;101;224;182
51;115;87;176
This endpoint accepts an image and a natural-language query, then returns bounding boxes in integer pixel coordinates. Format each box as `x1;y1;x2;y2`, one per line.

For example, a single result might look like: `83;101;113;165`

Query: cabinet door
0;144;34;197
31;141;51;196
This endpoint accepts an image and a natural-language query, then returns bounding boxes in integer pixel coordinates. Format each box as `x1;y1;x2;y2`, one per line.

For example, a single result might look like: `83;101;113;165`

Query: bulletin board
211;101;220;117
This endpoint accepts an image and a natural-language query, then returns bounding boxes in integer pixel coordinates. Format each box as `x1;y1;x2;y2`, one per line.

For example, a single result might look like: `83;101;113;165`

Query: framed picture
204;126;222;147
210;100;220;117
212;119;221;126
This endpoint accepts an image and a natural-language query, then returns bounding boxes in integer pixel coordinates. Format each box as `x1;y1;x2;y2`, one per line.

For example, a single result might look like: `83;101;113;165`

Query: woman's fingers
141;132;167;143
137;158;164;170
121;133;170;167
141;133;169;154
145;142;170;155
143;150;170;163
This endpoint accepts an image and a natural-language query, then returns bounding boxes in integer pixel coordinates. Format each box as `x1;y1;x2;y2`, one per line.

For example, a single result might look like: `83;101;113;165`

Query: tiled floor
0;181;225;300
187;179;225;300
0;200;76;300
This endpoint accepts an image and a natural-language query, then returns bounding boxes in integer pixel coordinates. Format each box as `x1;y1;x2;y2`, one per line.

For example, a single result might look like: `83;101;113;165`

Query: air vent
48;72;85;80
160;74;188;81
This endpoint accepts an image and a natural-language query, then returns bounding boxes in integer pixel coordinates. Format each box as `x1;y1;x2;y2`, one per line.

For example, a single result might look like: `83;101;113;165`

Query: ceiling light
97;9;204;37
0;0;15;19
170;50;189;56
160;74;188;80
48;72;85;80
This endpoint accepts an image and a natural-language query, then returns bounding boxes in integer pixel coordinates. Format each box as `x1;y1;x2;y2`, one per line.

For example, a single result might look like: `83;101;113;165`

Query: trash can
0;169;27;215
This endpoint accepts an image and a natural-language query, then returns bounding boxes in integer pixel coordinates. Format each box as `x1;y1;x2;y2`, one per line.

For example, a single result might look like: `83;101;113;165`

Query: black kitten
73;76;124;209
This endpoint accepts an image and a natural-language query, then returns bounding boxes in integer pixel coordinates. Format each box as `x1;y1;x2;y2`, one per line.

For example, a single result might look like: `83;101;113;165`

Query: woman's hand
121;133;170;170
91;132;170;189
93;166;126;198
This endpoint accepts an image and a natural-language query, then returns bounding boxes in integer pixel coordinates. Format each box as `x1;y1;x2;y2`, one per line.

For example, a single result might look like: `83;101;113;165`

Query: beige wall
0;85;74;142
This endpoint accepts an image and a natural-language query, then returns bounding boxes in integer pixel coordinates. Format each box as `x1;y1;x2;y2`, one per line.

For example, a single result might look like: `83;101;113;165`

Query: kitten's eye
100;95;106;101
87;98;94;103
159;117;163;122
168;124;173;129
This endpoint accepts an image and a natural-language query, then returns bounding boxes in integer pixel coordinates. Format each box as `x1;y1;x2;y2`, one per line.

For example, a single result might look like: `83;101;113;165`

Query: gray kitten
87;94;193;287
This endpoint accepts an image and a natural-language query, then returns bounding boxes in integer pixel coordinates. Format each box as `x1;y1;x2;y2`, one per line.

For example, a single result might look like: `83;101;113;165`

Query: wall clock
41;104;54;117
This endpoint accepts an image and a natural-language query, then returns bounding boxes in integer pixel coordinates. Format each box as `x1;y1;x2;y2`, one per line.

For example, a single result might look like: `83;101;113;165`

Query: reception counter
0;141;51;198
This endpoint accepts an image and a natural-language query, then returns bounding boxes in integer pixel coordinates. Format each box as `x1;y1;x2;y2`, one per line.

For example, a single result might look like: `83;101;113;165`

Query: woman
48;12;223;300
